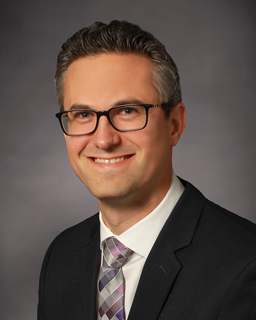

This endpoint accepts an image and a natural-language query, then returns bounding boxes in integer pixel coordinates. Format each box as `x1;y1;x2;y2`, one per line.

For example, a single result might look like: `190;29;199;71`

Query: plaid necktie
98;237;131;320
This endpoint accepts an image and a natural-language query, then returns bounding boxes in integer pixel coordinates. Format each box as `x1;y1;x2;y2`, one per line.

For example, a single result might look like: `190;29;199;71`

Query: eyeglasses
56;103;168;136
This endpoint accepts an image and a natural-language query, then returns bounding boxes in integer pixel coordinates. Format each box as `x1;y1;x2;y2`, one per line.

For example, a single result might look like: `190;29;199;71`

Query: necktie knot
102;237;131;269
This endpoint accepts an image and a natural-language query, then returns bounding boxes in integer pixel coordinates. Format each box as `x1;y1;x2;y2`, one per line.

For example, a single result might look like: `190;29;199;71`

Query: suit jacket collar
165;179;207;251
128;180;206;320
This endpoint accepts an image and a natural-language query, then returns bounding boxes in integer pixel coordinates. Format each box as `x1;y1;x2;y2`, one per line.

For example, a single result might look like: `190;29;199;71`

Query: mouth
93;156;131;163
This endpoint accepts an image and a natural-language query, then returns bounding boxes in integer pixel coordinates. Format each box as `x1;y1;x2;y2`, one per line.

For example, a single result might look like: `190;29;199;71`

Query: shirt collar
99;171;184;258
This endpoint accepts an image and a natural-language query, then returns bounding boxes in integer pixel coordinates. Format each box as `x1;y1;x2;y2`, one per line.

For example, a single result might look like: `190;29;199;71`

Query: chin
90;186;131;202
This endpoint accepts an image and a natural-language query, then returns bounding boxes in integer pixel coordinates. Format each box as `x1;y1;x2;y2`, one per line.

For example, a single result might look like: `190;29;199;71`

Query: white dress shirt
98;172;184;319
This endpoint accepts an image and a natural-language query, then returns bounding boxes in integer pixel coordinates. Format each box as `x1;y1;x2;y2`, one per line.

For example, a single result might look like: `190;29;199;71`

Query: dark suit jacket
38;180;256;319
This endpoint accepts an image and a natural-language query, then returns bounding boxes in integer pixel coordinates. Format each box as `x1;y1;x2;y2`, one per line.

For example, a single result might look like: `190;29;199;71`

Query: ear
169;102;186;146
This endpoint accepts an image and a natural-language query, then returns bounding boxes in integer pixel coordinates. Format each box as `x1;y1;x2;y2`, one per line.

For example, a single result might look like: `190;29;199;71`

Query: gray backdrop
1;0;256;319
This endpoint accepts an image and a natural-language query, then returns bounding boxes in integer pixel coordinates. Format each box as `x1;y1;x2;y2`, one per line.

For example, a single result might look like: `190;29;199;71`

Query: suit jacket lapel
78;216;100;319
128;181;206;320
127;232;182;320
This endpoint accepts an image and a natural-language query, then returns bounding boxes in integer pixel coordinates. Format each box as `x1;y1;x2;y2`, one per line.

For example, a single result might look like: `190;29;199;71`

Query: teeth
94;157;126;163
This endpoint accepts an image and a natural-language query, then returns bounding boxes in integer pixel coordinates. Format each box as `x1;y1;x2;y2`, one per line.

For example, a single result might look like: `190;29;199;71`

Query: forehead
63;53;159;110
67;53;153;78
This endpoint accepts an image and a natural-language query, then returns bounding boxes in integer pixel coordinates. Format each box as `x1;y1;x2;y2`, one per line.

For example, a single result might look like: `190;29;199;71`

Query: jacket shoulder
204;199;256;238
52;212;99;247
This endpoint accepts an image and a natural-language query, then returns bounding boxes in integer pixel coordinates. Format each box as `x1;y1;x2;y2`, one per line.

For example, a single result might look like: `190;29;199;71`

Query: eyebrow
113;98;145;106
68;98;145;111
69;104;92;110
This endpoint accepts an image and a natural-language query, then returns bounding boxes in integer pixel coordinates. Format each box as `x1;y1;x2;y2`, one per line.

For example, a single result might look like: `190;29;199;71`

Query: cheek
142;120;171;154
66;136;88;159
142;126;172;172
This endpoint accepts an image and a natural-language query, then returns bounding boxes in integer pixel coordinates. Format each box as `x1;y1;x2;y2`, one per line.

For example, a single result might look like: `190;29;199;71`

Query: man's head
55;20;182;115
55;21;186;231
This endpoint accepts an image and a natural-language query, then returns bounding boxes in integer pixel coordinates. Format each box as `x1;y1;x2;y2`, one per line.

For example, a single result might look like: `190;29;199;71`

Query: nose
91;115;121;150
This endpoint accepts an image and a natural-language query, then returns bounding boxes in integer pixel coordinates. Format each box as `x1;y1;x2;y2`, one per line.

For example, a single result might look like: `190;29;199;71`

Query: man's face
63;54;178;207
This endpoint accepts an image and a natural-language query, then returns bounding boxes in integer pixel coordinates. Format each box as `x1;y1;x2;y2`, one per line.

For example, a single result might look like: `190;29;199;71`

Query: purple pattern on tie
98;237;131;320
107;241;120;260
105;295;123;319
99;283;124;314
99;267;116;291
113;237;127;251
115;308;124;320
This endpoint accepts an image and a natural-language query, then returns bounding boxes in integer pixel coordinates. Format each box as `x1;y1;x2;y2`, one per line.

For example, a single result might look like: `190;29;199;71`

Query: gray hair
55;20;182;115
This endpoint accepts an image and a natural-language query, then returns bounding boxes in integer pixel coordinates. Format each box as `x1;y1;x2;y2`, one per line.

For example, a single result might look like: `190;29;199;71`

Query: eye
123;108;134;114
76;111;91;118
119;107;138;115
72;110;94;120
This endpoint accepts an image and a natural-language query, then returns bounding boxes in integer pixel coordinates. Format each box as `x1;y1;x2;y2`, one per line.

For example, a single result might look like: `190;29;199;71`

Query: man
38;21;256;320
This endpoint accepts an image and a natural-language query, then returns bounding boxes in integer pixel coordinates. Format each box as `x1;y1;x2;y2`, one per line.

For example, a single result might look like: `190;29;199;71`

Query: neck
98;181;171;235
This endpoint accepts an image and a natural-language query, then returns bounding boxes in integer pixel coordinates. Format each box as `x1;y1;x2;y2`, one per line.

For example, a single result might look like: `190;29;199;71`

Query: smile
94;156;129;163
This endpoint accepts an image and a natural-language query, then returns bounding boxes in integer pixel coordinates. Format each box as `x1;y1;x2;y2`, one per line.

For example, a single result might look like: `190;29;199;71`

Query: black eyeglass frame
55;103;170;136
